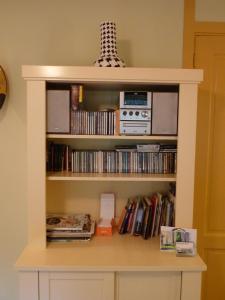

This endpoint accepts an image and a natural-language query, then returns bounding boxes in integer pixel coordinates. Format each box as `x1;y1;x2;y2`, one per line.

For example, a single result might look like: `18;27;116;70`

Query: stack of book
46;213;95;242
118;192;175;239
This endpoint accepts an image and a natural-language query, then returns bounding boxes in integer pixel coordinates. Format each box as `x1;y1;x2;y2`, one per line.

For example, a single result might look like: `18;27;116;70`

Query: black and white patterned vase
94;21;125;67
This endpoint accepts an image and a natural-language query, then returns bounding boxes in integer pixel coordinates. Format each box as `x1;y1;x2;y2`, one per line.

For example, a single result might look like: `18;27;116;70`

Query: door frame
183;0;225;68
183;2;225;299
183;0;225;237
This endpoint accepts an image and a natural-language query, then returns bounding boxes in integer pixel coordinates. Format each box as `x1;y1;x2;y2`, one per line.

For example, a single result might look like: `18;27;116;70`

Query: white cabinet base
39;272;114;300
18;270;203;300
116;271;181;300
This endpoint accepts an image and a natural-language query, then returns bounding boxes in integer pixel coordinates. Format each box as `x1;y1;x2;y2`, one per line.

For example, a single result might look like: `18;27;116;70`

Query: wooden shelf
47;172;176;182
15;234;206;272
47;134;178;141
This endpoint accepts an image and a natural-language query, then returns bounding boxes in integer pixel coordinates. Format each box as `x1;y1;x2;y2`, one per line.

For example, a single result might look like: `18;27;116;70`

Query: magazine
46;213;91;232
47;220;95;238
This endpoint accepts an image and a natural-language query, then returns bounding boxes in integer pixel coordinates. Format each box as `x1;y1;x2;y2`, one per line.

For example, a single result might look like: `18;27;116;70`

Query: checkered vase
94;21;125;67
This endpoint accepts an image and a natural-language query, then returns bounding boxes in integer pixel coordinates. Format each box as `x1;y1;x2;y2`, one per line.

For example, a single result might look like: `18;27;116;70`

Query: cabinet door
116;272;181;300
39;272;114;300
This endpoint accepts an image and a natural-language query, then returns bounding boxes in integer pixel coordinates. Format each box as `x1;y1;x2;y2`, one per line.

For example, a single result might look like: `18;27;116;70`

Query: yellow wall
0;1;184;299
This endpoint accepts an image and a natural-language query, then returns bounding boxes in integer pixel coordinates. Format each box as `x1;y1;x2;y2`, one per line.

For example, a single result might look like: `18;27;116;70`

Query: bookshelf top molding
22;65;203;84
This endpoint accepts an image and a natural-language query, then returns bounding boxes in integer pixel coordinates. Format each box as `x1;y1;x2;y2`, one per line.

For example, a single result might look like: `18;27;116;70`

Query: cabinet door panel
116;271;181;300
39;272;114;300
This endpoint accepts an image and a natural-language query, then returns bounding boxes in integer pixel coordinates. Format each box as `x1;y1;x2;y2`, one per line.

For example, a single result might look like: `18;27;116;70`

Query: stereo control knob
123;111;127;116
129;111;133;116
141;110;149;118
135;111;139;116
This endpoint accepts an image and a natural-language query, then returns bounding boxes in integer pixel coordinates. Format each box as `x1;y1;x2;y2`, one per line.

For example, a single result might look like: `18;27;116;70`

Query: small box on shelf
96;193;115;236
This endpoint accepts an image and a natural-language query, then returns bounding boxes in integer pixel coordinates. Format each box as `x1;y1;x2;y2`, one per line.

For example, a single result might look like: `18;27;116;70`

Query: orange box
96;219;113;236
96;226;112;236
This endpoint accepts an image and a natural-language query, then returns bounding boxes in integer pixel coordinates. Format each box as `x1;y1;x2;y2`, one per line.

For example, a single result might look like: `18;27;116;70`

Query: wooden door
39;272;114;300
194;34;225;300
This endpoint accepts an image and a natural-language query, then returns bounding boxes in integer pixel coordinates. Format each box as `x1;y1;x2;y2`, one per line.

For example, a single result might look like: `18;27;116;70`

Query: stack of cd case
46;213;95;242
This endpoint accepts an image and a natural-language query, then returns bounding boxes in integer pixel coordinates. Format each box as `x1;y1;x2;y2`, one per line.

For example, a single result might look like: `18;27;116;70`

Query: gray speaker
47;90;70;133
152;92;178;135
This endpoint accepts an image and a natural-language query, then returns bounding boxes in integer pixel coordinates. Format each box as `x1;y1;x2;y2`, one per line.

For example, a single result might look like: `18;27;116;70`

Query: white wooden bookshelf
16;66;206;300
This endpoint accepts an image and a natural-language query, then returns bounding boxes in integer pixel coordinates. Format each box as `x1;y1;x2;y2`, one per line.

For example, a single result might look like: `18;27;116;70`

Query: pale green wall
2;0;222;299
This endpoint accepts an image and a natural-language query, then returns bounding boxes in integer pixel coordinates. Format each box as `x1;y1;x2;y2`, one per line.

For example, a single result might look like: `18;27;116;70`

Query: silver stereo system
119;90;178;136
120;91;152;135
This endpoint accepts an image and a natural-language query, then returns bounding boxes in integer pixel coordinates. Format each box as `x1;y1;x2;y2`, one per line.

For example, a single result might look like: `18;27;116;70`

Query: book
134;198;145;235
119;199;133;234
154;193;163;236
131;196;141;235
127;201;137;233
46;214;95;243
47;236;91;243
142;196;152;239
77;85;85;110
117;207;127;233
71;85;79;111
47;220;95;238
150;194;158;237
117;191;175;240
46;213;91;232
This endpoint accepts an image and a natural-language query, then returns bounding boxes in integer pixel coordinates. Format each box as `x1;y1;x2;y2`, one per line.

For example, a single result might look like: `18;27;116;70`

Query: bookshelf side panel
27;80;46;247
176;83;198;228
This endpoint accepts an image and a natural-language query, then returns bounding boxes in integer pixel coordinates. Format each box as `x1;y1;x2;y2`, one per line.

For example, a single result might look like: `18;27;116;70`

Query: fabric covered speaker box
47;90;70;133
151;92;178;135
